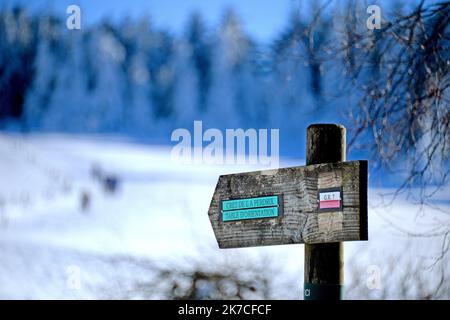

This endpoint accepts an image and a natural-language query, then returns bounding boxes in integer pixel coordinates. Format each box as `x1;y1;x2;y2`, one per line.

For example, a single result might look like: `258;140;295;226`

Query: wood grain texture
305;123;345;299
208;160;368;248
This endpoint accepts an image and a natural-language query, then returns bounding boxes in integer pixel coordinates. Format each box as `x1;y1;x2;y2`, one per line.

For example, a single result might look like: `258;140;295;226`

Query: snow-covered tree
172;39;198;128
205;9;255;128
185;12;211;114
0;7;37;126
22;14;60;129
82;24;126;132
38;31;89;131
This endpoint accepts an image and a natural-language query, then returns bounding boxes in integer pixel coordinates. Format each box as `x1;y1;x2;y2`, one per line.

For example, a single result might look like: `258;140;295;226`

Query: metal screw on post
304;124;346;300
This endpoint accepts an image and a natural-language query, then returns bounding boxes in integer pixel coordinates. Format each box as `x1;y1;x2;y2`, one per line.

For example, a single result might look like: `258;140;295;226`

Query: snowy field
0;133;448;299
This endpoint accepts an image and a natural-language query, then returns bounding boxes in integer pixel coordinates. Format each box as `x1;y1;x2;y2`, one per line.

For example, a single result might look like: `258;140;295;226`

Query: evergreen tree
0;7;38;126
118;16;154;133
173;39;198;128
23;14;60;129
185;12;211;113
205;9;255;128
271;9;312;128
147;29;176;120
84;23;127;131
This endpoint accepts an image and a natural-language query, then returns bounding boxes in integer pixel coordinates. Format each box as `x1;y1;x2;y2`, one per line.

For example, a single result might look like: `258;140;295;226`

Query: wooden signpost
209;160;367;248
207;124;368;300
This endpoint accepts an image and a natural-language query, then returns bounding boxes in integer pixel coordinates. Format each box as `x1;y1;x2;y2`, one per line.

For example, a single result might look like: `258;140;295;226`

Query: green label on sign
221;195;280;222
222;206;279;221
222;195;278;211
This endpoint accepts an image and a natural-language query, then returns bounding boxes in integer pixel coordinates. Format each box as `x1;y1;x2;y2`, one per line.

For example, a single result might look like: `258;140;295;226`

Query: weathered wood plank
208;160;368;248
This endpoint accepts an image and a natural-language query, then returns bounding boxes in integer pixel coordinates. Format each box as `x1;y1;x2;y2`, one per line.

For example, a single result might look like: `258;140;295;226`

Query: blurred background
0;0;448;299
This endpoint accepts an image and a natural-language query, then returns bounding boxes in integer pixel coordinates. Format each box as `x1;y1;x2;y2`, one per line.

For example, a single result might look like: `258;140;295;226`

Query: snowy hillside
0;134;448;299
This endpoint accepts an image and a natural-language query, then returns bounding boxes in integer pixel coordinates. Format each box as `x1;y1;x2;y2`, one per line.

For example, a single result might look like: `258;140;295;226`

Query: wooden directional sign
208;160;368;249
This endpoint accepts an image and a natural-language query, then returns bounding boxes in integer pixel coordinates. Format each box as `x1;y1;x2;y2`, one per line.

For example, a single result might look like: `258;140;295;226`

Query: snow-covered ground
0;133;448;299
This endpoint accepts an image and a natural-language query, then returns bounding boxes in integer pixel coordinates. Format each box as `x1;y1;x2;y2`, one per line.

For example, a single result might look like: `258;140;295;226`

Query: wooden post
304;124;346;300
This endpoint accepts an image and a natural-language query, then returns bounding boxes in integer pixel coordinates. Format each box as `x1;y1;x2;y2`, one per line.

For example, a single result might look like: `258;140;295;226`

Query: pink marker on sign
318;188;342;211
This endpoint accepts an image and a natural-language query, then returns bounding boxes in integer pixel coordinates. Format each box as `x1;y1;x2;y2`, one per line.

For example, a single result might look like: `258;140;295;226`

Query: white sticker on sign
319;189;342;210
319;191;341;201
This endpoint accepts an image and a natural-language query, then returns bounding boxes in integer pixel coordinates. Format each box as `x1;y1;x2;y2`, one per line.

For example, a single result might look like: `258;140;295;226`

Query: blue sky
5;0;303;41
4;0;428;41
